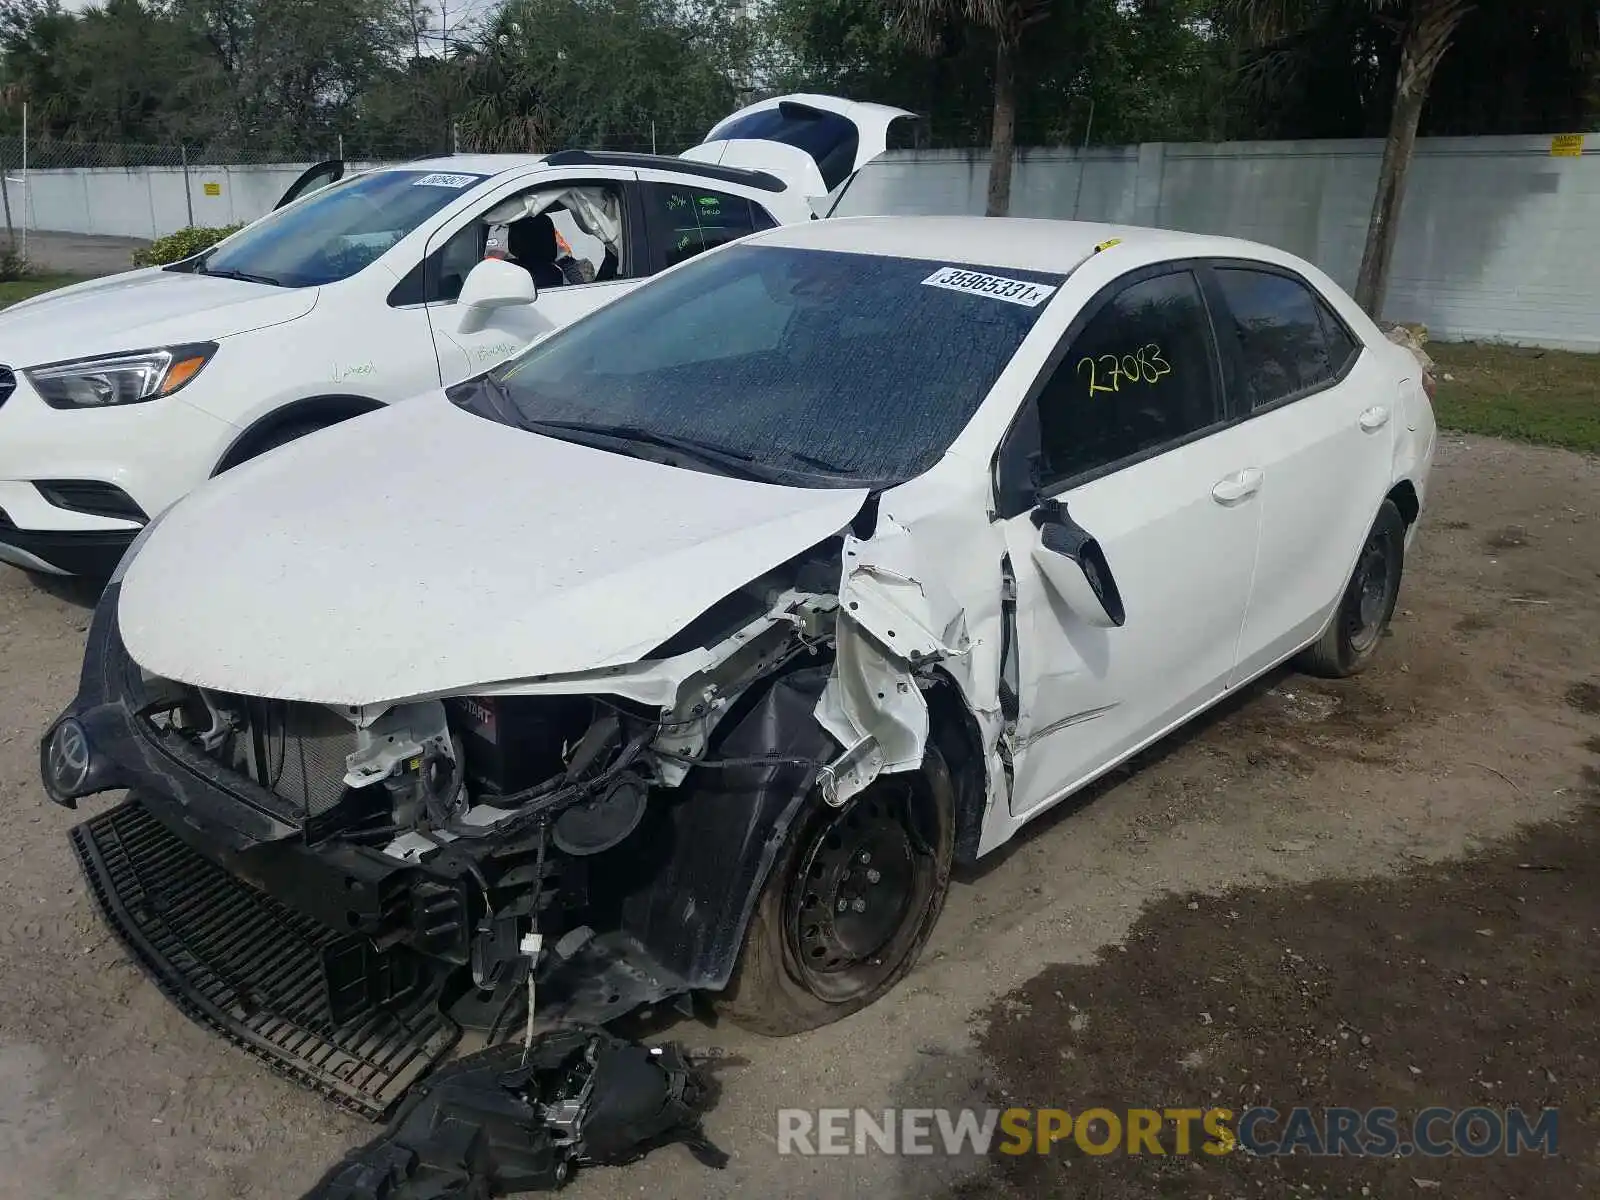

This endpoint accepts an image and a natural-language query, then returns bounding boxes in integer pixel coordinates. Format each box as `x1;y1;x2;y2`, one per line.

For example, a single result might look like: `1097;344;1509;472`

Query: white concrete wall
836;133;1600;350
13;161;385;241
11;134;1600;347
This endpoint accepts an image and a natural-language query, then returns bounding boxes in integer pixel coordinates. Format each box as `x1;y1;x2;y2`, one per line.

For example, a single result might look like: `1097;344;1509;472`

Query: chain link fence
0;124;721;258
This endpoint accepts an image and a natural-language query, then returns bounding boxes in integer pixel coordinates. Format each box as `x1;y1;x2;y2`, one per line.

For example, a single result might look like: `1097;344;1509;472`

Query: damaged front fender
814;517;971;806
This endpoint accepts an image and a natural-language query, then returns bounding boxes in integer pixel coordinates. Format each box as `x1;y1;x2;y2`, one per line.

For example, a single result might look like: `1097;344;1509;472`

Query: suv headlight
25;342;217;409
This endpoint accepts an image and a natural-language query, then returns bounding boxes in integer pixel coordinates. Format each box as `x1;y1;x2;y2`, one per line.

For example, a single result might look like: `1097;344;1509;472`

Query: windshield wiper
198;263;284;287
518;419;777;482
774;447;855;474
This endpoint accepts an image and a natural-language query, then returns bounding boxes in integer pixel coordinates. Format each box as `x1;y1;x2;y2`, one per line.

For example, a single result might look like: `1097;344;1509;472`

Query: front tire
1297;498;1406;678
718;747;955;1036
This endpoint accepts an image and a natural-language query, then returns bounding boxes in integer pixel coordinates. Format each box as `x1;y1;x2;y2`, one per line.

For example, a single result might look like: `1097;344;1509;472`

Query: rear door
682;95;915;201
1205;263;1397;684
632;173;780;274
998;265;1266;820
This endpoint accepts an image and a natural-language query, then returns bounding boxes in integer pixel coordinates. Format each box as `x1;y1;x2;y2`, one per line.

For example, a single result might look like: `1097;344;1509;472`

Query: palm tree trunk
985;36;1017;217
1353;0;1471;316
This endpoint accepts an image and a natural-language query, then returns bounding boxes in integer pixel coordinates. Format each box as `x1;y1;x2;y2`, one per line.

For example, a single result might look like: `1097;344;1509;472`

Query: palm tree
1230;0;1474;317
888;0;1050;216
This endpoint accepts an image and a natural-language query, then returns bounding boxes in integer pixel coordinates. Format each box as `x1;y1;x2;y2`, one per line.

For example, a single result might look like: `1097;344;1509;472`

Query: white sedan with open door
43;215;1435;1107
0;94;912;576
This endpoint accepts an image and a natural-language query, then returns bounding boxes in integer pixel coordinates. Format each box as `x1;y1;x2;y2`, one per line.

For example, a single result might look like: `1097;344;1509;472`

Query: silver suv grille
0;367;14;409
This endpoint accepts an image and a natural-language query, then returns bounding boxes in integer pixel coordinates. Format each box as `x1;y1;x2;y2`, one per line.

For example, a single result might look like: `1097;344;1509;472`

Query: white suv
0;94;911;576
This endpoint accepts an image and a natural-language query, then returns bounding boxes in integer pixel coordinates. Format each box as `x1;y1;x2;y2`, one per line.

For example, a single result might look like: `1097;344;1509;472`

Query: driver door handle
1360;406;1392;431
1212;468;1264;505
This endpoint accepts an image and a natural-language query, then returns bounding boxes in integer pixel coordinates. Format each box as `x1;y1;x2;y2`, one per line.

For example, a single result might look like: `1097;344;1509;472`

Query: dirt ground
964;802;1600;1200
0;431;1596;1200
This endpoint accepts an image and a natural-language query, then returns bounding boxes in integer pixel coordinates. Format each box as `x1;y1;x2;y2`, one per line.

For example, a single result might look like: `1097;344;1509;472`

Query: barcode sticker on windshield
412;172;480;189
922;267;1057;307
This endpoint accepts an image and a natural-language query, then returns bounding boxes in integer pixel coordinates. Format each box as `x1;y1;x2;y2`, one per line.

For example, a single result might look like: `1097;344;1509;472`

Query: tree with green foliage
885;0;1049;215
459;0;747;151
1227;0;1474;316
1;0;1595;184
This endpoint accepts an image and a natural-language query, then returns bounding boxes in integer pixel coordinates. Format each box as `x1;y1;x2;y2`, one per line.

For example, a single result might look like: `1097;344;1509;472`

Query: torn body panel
44;464;1019;1116
814;484;1017;844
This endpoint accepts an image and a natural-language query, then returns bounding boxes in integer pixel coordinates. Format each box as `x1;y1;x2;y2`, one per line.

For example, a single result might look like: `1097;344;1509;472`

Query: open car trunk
681;94;917;203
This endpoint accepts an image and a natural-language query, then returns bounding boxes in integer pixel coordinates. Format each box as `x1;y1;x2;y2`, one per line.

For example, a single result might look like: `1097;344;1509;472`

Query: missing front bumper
72;796;460;1118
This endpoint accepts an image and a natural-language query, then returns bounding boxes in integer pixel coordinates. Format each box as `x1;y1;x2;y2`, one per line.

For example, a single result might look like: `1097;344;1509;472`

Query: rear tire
718;747;955;1036
1297;499;1406;679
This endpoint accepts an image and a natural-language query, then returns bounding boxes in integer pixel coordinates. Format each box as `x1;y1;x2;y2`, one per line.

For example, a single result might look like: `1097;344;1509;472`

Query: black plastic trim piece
0;526;136;576
542;149;787;194
211;394;384;475
34;479;148;523
72;797;459;1119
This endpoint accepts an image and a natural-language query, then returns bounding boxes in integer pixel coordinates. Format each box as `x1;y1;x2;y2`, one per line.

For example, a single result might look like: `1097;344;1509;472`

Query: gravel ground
0;432;1595;1199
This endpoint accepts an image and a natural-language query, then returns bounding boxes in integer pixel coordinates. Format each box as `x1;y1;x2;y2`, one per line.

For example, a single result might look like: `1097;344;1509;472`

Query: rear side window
643;183;763;269
1215;268;1357;409
1037;270;1222;484
1321;307;1360;376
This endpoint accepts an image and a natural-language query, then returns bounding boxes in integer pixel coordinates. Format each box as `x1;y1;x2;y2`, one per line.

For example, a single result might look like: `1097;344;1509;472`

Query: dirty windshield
478;244;1061;487
183;169;486;288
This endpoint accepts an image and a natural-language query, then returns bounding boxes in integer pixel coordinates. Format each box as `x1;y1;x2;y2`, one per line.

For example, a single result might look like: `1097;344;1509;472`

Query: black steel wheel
1298;499;1407;678
718;747;955;1035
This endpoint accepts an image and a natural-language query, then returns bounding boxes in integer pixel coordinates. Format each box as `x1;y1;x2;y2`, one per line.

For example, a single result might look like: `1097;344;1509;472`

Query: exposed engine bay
47;513;991;1094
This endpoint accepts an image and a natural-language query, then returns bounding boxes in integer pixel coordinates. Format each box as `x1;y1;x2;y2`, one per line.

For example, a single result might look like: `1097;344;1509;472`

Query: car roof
747;215;1289;275
371;150;791;193
376;154;549;177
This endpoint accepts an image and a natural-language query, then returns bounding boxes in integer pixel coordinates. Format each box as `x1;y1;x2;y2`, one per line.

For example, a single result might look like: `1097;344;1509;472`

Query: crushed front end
45;566;845;1117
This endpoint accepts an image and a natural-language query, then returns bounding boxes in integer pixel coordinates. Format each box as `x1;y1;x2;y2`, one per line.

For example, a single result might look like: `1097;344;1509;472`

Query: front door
411;174;641;381
999;267;1265;819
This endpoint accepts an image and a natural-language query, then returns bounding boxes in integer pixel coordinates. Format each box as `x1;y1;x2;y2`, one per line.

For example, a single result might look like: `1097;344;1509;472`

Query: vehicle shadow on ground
26;571;105;610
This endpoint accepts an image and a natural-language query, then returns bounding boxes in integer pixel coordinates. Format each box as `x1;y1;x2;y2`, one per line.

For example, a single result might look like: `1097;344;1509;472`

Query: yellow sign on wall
1550;134;1585;157
203;181;222;196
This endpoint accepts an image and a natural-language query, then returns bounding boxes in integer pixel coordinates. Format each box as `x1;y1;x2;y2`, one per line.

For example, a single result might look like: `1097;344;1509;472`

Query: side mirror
1030;500;1126;628
457;259;536;334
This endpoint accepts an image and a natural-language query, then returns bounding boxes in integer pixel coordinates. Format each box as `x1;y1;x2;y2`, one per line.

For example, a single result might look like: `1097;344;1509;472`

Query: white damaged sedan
43;215;1435;1106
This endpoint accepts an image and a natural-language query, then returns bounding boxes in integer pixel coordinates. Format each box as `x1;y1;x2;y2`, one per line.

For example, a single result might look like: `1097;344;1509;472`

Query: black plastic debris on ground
304;1026;728;1198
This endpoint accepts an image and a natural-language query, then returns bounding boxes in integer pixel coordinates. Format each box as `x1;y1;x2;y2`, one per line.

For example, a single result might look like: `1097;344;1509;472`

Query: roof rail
542;149;787;194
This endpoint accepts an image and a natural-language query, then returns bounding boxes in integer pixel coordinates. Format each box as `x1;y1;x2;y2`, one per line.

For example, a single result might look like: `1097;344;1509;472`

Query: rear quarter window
1215;268;1353;409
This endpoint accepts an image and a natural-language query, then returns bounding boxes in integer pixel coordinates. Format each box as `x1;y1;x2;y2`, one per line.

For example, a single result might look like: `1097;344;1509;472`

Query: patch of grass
1430;341;1600;455
0;272;89;309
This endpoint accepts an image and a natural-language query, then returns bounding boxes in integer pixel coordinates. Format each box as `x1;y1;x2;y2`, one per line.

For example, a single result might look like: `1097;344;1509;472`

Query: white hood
117;393;867;707
0;268;317;365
